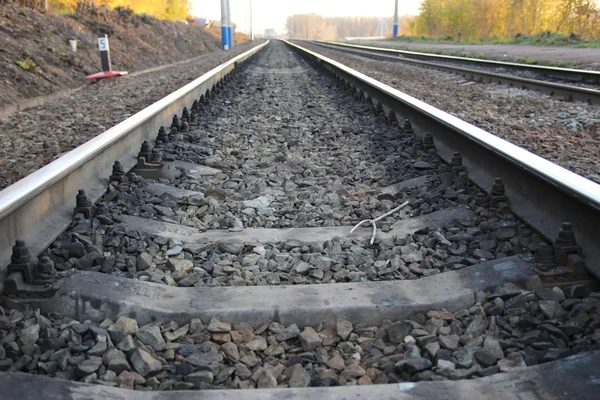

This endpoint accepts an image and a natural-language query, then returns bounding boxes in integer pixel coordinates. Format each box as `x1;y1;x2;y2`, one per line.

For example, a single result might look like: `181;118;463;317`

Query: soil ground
0;3;228;108
359;41;600;67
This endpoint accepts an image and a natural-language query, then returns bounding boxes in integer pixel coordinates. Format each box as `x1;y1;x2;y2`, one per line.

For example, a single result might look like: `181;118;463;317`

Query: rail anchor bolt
388;110;398;127
36;255;56;283
156;126;169;145
553;222;584;267
73;189;95;219
138;141;152;162
423;133;436;156
171;114;181;131
488;177;510;212
6;240;37;285
180;119;190;133
474;192;489;208
402;119;414;134
534;243;556;272
109;161;127;185
451;152;468;179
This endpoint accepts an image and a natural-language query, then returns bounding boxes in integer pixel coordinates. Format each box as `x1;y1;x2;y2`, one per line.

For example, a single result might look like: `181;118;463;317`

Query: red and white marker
86;34;128;80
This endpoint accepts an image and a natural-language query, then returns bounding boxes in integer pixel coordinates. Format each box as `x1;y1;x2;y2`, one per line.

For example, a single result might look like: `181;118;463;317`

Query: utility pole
249;0;253;41
220;0;229;50
226;0;233;48
393;0;399;37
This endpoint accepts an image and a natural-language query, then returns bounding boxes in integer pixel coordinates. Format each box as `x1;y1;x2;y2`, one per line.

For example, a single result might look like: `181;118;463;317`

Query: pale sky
191;0;423;35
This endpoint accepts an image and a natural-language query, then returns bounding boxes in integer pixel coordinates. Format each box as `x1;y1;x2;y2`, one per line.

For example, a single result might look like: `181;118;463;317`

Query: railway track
310;40;600;105
0;40;599;398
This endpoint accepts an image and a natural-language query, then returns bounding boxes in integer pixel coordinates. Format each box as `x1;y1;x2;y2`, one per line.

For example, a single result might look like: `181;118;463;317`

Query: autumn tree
412;0;600;40
47;0;191;20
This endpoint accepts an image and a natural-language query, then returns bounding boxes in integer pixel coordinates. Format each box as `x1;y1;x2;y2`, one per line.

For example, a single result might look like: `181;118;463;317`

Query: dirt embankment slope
0;3;222;106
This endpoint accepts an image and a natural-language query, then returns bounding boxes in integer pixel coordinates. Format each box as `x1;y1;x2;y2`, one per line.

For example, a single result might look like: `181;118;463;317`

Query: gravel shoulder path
304;44;600;183
360;41;600;67
0;42;263;190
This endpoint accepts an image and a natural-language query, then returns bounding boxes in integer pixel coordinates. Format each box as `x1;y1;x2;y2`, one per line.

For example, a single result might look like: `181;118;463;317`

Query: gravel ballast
38;42;542;288
302;44;600;183
2;41;596;392
0;283;598;390
0;41;262;190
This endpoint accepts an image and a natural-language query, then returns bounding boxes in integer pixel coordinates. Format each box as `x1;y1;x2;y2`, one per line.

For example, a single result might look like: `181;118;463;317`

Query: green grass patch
387;31;600;48
15;58;36;71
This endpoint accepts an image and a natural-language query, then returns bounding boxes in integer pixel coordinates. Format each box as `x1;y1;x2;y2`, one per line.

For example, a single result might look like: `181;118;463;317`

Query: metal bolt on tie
151;149;163;164
73;189;95;218
388;110;398;126
180;119;190;133
37;255;56;281
138;140;152;161
423;133;435;150
127;172;139;183
403;119;414;134
156;126;168;144
350;200;410;245
109;161;126;184
171;114;180;130
534;242;555;271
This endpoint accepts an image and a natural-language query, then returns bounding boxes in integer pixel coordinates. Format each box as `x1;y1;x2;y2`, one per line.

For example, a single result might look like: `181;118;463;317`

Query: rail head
0;41;269;291
286;39;600;211
0;41;269;220
286;39;600;278
316;40;600;79
311;40;600;104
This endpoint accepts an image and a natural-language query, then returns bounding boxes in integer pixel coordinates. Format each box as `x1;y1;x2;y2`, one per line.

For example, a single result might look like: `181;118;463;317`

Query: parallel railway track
0;40;599;399
310;40;600;105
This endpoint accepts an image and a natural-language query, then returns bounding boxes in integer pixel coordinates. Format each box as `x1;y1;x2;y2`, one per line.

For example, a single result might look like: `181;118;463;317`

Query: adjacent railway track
310;40;600;105
0;40;599;399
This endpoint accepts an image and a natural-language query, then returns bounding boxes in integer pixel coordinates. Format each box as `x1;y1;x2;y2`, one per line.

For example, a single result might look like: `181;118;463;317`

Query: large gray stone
108;317;138;343
136;252;153;271
386;321;413;344
136;324;166;351
395;357;433;374
103;349;131;374
336;321;353;341
288;364;311;387
207;317;231;333
300;327;322;351
18;324;40;346
185;370;214;387
75;356;102;377
130;349;162;377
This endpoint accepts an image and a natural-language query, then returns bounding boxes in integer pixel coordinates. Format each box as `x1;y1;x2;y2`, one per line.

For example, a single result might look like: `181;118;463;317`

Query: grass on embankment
387;31;600;48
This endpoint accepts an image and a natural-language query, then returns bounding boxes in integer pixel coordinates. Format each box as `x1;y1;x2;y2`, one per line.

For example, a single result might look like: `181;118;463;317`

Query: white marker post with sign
86;34;128;80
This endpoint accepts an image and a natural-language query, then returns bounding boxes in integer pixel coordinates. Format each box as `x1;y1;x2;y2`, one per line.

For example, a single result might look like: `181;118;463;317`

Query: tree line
411;0;600;41
43;0;191;21
285;14;413;40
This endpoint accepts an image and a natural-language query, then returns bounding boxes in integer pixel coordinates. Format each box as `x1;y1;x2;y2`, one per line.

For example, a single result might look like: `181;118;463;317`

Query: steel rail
308;40;600;104
0;41;269;290
316;40;600;84
284;39;600;279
